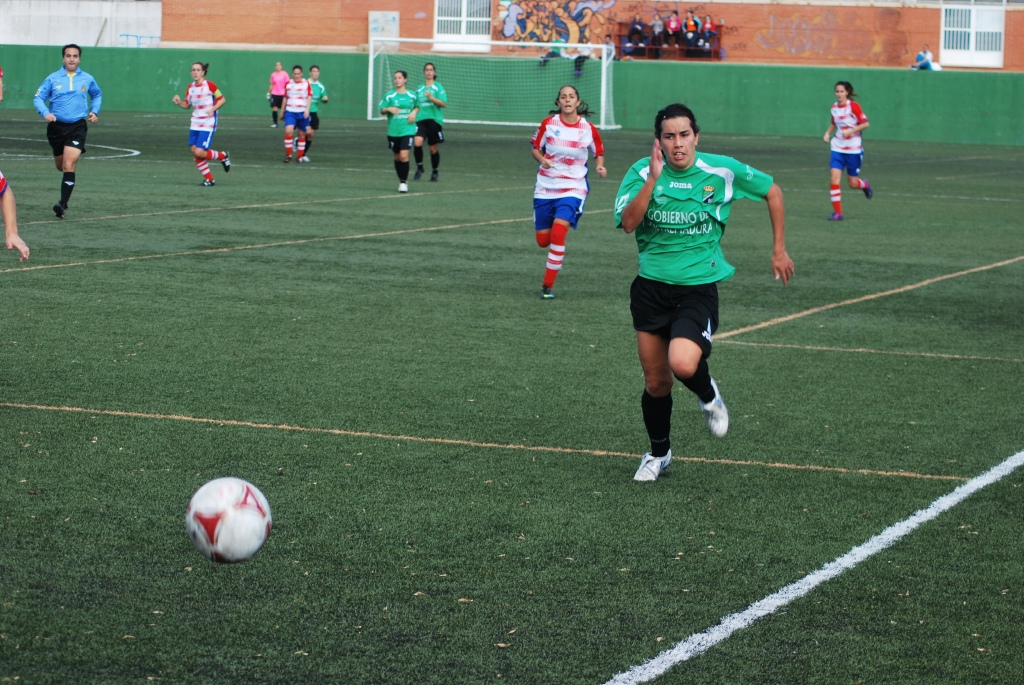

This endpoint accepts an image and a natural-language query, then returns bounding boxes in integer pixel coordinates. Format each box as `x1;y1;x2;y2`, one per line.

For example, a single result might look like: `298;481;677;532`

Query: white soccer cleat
699;378;729;438
633;450;672;482
398;182;409;193
298;155;311;163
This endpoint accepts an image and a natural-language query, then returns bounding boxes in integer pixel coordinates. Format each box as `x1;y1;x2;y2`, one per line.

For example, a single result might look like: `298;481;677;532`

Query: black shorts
388;135;414;152
270;94;285;109
47;119;88;156
415;119;444;146
630;276;719;359
309;112;320;130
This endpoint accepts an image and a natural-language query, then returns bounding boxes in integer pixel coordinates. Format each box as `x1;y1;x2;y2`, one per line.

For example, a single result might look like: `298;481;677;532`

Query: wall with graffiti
494;1;1024;69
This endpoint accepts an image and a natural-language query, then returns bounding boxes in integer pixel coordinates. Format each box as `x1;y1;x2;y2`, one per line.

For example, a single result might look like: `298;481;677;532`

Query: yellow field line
0;401;967;482
717;340;1023;363
718;254;1024;339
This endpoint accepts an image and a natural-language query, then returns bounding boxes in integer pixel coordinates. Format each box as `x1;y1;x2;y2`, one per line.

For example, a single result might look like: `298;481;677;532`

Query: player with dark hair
413;62;447;182
304;65;329;160
1;170;30;261
172;62;230;186
33;43;102;219
824;81;872;221
530;85;607;300
378;70;419;193
281;65;312;163
267;61;288;128
615;103;794;482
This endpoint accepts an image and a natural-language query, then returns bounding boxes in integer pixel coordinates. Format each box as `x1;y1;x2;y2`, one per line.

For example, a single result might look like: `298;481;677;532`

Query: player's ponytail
835;81;856;98
192;62;210;75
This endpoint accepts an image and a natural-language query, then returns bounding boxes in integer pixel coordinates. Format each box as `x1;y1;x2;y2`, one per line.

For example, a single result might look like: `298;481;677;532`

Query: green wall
612;61;1024;147
2;45;1022;146
0;45;368;120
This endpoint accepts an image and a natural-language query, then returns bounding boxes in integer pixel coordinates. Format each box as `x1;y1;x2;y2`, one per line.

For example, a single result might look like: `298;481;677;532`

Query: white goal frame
368;37;619;129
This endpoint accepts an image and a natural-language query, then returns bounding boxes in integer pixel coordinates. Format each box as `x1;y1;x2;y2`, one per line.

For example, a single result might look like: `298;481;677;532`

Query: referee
33;44;102;219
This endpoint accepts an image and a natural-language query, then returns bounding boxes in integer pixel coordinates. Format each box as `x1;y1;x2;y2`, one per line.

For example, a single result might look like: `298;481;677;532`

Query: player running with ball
172;62;230;186
531;85;606;300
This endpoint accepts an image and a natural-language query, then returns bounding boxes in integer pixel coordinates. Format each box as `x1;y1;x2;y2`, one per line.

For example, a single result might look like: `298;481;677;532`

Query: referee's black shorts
47;119;88;156
630;275;719;359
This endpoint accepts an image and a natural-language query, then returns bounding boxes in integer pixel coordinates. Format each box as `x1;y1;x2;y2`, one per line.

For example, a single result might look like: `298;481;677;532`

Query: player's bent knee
536;230;551;248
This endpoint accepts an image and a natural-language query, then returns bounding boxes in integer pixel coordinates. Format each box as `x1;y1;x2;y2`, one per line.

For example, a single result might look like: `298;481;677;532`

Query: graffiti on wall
498;0;619;44
754;8;908;64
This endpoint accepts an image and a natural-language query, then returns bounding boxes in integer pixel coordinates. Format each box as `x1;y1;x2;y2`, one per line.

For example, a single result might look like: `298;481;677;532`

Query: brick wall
161;0;1023;71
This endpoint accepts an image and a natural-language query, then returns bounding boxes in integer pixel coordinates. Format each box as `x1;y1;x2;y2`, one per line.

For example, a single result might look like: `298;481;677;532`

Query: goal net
368;37;618;129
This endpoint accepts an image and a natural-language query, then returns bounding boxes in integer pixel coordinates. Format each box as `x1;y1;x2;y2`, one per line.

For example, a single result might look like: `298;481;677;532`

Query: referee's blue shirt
33;67;102;123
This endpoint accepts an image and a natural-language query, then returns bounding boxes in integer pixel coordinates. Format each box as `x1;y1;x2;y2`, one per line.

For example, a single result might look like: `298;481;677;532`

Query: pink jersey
269;70;289;96
284;79;312;113
531;114;605;200
829;100;868;154
185;79;223;131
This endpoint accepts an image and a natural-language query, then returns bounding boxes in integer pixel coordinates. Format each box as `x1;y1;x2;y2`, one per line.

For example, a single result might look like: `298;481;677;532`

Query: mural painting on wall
753;8;908;64
498;0;618;44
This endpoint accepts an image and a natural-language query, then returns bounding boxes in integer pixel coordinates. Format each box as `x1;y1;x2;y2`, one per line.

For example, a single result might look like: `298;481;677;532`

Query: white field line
716;340;1023;363
18;185;537;228
604;448;1024;685
717;255;1024;340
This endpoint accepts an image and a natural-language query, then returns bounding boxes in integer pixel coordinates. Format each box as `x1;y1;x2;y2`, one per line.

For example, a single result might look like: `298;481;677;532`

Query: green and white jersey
309;80;327;113
378;89;418;137
614;151;773;286
416;81;447;124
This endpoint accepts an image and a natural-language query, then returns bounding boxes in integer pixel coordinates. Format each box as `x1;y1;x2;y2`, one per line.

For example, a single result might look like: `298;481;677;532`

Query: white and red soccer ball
185;477;272;563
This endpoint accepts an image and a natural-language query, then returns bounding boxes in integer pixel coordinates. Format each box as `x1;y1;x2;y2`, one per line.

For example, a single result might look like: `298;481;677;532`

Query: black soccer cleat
430;169;439;182
413;167;423;181
222;153;231;173
53;202;66;219
200;179;215;187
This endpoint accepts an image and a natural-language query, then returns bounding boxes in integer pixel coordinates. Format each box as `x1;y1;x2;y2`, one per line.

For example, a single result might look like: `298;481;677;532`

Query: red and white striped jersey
284;79;312;113
829;100;868;154
0;169;8;196
186;80;223;131
531;114;605;200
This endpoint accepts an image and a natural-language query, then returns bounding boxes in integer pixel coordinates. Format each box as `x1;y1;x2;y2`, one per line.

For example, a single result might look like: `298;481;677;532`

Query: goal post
368;37;618;129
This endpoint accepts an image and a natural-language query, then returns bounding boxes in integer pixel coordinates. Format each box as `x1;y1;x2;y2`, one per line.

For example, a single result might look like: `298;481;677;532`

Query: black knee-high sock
60;172;76;207
431;151;440;170
413;146;424;168
272;109;279;125
641;390;673;457
395;160;409;182
305;137;313;153
679;357;715;404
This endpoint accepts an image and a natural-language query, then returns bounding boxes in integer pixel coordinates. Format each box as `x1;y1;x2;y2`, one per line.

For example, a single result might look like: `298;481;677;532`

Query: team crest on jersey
702;185;716;204
653;185;667;206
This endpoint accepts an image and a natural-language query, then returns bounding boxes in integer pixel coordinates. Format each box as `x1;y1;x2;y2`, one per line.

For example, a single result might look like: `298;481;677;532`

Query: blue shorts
534;196;585;231
284;111;310;130
830;151;863;177
189;129;216;150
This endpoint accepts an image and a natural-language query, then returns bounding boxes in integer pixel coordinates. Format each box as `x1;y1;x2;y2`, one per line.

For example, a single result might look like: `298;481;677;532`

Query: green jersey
309;80;327;113
416;81;447;124
614;151;773;286
379;89;418;137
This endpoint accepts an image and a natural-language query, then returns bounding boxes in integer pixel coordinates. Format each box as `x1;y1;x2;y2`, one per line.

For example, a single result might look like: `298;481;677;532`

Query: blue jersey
34;67;102;123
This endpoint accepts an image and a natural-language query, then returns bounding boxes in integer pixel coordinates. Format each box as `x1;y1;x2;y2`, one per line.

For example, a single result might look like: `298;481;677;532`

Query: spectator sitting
699;14;717;49
568;42;593;77
683;10;702;49
649;13;665;58
627;14;647;49
604;34;621;61
539;35;566;66
665;11;682;47
911;44;941;70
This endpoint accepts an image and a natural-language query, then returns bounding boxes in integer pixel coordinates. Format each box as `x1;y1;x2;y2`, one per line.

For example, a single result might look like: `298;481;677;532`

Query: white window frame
433;0;493;52
941;0;1005;68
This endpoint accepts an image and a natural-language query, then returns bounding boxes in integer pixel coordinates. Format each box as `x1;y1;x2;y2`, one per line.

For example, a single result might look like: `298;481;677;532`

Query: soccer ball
185;477;272;563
